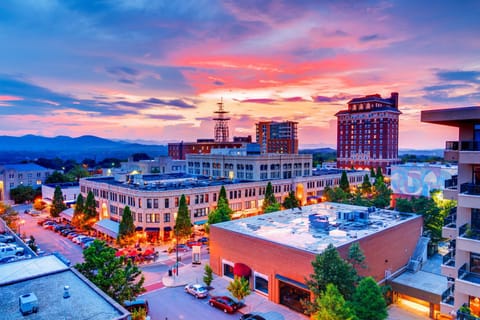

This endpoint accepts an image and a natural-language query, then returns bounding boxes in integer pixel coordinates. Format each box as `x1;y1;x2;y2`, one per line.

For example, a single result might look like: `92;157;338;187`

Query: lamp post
18;219;25;236
175;225;179;276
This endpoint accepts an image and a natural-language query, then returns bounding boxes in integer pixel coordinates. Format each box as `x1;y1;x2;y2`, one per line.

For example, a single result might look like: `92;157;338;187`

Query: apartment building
0;163;54;203
256;121;298;154
421;106;480;318
336;92;401;172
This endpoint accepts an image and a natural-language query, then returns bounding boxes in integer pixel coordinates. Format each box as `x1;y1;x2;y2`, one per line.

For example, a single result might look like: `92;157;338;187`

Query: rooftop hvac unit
19;293;38;316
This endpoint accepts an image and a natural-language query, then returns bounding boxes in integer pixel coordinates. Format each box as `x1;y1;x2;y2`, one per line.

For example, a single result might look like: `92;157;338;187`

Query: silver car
184;283;208;299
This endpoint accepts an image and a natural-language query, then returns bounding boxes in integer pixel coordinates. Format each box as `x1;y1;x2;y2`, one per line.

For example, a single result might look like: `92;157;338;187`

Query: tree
132;153;151;161
375;167;384;181
283;191;300;210
264;202;281;213
352;277;387;320
227;276;251;303
118;206;136;245
72;194;85;228
339;171;350;192
67;165;89;181
50;185;67;217
314;283;357;320
174;194;192;240
0;202;19;230
203;264;214;287
83;191;97;229
348;242;367;271
9;185;36;203
262;182;277;212
370;168;376;178
306;243;358;311
324;186;349;203
206;186;232;232
360;174;372;194
45;171;71;184
75;240;145;303
372;179;391;209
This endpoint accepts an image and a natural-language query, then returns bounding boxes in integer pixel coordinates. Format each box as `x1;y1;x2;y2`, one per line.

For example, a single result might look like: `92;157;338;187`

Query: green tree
306;243;358;312
45;171;71;184
227;276;251;303
283;191;300;210
264;202;281;213
9;185;36;204
370;167;376;178
348;242;367;270
67;165;89;181
206;187;232;232
375;167;384;180
83;191;97;228
174;194;192;240
203;264;214;287
118;206;136;245
324;186;349;203
75;240;145;303
352;277;387;320
360;174;372;194
50;185;67;217
0;202;19;231
72;194;85;228
339;171;350;192
372;179;391;209
262;182;277;212
314;283;357;320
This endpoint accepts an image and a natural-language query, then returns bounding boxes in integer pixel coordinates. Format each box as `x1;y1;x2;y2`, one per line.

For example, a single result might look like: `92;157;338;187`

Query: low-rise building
209;202;424;314
42;182;80;206
0;254;129;320
0;163;55;203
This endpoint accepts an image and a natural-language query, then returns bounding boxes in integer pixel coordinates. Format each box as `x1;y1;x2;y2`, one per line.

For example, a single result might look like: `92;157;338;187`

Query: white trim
221;259;234;279
253;271;269;295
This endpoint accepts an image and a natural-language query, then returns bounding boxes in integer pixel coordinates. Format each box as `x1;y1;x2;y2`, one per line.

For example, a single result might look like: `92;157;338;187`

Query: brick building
256;121;298;154
335;92;401;172
210;202;423;314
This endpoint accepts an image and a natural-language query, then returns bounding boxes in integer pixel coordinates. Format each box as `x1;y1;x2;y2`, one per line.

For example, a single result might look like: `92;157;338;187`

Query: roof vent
63;286;70;299
19;293;39;315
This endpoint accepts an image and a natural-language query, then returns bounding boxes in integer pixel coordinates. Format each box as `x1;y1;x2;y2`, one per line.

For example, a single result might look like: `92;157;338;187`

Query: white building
42;182;80;206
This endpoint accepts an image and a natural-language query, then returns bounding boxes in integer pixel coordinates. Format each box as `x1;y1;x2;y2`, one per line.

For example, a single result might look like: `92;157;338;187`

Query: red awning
234;263;251;278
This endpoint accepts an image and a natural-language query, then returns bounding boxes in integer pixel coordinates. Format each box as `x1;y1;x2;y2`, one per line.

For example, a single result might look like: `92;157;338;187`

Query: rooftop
212;202;419;254
421;106;480;127
0;255;128;320
0;163;51;172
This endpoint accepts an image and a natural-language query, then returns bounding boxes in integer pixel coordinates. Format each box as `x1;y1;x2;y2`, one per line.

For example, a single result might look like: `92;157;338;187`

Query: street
143;286;239;320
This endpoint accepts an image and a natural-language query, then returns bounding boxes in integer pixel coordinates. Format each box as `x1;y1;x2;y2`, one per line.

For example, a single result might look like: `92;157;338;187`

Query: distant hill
0;135;168;163
398;149;444;157
299;148;336;154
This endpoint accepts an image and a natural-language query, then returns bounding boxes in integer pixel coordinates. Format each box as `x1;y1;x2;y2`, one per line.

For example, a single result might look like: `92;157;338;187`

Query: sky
1;0;479;149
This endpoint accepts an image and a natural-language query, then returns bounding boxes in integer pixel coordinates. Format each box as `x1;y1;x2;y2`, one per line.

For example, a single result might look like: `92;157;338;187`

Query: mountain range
0;135;168;163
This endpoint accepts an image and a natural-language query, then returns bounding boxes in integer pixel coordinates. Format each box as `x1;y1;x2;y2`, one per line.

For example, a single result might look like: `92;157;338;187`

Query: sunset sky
1;1;479;149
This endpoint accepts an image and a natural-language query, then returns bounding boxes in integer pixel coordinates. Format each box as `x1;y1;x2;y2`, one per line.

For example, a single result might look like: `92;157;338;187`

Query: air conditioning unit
19;293;39;315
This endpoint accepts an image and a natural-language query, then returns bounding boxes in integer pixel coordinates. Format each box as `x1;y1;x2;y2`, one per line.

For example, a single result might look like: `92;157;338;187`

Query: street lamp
175;224;179;276
18;219;25;236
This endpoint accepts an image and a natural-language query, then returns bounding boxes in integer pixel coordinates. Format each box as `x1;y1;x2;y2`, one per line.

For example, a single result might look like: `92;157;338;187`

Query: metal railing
458;263;468;279
446;141;459;151
460;183;480;195
446;140;480;151
442;251;455;266
445;176;458;189
441;286;454;305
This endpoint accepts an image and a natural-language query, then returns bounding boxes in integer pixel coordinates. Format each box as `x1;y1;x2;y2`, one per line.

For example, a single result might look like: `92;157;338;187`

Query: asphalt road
143;286;239;320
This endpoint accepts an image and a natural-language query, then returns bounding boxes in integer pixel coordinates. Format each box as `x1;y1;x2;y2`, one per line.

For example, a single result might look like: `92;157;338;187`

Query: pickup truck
0;244;25;258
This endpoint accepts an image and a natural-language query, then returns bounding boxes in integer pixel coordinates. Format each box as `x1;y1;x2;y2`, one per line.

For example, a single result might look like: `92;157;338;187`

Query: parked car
208;296;240;313
198;237;209;244
186;240;201;248
124;299;149;315
67;233;79;240
37;218;51;226
0;234;15;243
0;244;24;258
0;255;19;264
240;313;266;320
72;235;88;244
184;283;209;299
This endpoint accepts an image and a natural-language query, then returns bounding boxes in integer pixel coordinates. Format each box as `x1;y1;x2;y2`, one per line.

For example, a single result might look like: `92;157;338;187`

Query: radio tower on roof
213;98;230;142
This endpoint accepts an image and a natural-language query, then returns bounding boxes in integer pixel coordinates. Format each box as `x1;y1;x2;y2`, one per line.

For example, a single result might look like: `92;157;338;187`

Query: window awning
275;274;309;290
94;219;119;239
164;226;172;232
194;220;208;225
135;226;143;231
234;263;251;278
145;227;160;232
60;208;74;221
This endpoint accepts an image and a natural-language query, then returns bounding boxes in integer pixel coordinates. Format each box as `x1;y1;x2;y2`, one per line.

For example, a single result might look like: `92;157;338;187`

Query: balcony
457;224;480;253
443;208;457;239
445;141;459;161
458;184;480;208
442;251;456;278
445;140;480;163
444;177;459;200
440;285;455;315
457;263;480;298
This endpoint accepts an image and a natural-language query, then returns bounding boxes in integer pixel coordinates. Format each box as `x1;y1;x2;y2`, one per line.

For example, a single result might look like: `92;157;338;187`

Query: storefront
277;275;310;313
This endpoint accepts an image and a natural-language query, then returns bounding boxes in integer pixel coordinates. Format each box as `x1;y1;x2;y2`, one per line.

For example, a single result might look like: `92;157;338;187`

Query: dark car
124;299;149;315
198;237;209;244
186;240;201;248
240;313;266;320
208;296;239;313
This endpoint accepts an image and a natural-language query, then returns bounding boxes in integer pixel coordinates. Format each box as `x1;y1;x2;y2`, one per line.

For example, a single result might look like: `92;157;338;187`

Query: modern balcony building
336;92;401;172
421;106;480;318
255;121;298;154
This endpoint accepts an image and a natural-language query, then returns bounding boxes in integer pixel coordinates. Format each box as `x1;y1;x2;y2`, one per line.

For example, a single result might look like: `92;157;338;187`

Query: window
164;198;170;208
137;213;143;222
146;214;152;223
154;214;160;223
254;273;268;294
147;199;152;209
164;213;170;223
153;199;159;209
223;261;234;279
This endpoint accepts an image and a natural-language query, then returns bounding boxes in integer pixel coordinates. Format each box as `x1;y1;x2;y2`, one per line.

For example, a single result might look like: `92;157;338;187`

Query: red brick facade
209;215;423;306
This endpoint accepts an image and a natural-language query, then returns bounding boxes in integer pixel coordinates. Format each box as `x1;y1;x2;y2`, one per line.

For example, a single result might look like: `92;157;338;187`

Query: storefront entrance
278;279;310;313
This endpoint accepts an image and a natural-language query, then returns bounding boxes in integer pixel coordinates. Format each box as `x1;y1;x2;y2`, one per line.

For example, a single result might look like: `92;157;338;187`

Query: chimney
391;92;399;109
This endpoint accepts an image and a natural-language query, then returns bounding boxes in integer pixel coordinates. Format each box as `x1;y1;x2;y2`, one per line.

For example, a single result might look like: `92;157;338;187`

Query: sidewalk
161;259;308;320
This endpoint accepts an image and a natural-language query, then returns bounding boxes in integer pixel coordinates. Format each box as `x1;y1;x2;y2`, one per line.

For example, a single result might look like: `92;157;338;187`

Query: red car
186;240;201;248
208;296;239;313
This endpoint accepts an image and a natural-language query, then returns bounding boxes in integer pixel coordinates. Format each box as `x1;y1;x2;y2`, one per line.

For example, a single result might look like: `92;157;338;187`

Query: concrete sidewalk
161;259;308;320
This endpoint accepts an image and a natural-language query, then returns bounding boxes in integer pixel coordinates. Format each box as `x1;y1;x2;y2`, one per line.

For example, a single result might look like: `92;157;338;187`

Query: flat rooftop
0;255;127;320
421;106;480;127
213;202;419;254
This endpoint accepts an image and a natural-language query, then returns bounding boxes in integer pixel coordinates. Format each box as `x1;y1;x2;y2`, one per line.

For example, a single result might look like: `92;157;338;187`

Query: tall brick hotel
336;92;401;172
